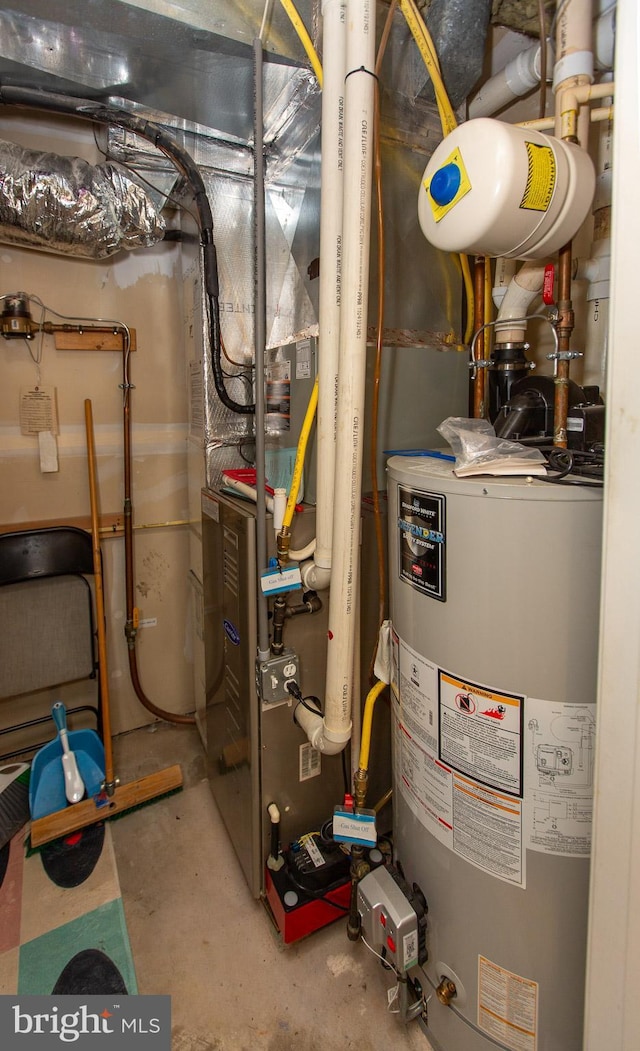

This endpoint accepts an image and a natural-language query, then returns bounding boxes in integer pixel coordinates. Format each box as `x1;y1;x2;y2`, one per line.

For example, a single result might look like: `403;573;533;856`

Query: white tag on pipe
38;430;59;473
260;562;302;595
373;619;392;685
332;807;377;846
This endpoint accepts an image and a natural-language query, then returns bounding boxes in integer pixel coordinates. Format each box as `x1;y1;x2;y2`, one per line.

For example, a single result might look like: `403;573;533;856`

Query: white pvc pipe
492;257;518;311
289;538;317;562
578;73;612;389
469;41;548;119
272;487;287;533
593;3;616;70
554;0;594;146
495;261;547;343
298;0;376;755
470;5;613;121
221;474;274;513
301;0;347;594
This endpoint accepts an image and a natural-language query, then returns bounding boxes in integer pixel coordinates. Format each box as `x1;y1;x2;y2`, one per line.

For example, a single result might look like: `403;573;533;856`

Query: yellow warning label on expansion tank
520;141;556;212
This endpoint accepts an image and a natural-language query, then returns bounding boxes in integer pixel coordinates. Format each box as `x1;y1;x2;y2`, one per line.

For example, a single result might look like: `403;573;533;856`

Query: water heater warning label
397;486;446;601
392;634;526;887
439;671;524;797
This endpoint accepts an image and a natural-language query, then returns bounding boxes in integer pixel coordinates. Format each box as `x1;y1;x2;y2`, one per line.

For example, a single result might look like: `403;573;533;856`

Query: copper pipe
473;257;486;417
554;241;575;448
120;341;196;726
367;1;397;684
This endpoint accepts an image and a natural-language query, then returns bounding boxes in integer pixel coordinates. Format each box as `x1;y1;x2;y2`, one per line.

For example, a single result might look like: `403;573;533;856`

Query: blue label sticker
223;619;240;646
332;808;377;846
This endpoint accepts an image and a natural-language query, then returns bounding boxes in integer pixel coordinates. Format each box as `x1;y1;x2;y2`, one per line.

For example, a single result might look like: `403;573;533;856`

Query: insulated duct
421;0;492;108
0;138;165;258
0;84;253;416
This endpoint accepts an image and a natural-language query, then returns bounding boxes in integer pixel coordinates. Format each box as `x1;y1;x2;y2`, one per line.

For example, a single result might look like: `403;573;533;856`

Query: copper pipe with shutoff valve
553;242;578;448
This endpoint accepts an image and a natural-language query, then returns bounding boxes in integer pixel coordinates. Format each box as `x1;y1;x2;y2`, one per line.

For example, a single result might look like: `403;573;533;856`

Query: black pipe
0;84;254;415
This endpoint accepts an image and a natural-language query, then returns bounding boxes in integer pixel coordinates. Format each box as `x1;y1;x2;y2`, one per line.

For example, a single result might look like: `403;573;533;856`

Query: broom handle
84;399;115;787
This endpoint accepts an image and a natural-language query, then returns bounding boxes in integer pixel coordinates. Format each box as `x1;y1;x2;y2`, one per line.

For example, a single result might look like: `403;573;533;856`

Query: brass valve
276;528;291;566
435;976;457;1006
353;767;368;810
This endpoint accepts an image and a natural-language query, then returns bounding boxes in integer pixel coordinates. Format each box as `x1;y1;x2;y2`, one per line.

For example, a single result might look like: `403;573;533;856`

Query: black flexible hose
0;84;254;415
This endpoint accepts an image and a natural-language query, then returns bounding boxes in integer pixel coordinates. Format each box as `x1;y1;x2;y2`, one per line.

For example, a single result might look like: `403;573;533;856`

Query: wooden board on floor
29;765;183;848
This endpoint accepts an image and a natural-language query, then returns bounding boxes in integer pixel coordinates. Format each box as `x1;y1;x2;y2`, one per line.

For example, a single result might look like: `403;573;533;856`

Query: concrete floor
111;722;434;1051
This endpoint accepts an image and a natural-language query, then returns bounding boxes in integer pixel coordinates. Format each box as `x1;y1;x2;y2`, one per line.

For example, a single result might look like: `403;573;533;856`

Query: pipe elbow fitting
300;559;332;591
294;703;351;755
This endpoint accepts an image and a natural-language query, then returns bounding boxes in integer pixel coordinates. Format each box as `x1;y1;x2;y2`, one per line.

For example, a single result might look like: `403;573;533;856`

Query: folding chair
0;527;102;759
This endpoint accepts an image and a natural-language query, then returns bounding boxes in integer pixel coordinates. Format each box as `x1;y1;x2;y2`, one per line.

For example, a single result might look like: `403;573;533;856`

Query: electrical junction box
358;865;428;973
258;650;299;706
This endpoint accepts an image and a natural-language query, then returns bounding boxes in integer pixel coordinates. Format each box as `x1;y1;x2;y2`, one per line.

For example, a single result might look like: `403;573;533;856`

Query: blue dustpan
29;704;105;821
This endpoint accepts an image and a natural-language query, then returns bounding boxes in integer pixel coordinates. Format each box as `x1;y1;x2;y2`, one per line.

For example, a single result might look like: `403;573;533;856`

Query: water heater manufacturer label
397;485;446;601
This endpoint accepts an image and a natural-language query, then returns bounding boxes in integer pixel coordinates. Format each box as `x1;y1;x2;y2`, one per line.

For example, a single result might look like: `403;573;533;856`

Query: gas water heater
387;456;602;1051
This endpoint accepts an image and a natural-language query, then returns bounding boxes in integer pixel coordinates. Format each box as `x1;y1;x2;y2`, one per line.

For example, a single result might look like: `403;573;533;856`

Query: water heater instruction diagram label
524;697;595;857
478;955;538;1051
392;633;525;887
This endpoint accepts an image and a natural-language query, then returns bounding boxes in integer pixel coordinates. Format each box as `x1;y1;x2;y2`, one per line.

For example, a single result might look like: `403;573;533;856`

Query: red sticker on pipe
543;264;556;305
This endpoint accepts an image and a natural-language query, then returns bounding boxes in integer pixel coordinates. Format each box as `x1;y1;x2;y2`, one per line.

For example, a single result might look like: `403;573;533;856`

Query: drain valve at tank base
436;976;458;1006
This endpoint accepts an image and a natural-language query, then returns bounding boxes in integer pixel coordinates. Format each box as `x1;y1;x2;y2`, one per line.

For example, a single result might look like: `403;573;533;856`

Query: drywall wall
0;110;195;745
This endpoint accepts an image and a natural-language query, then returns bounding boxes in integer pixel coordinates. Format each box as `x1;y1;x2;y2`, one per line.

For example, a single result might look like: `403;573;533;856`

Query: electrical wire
91;125;202;227
540;446;604;487
361;933;398;974
296;695;324;717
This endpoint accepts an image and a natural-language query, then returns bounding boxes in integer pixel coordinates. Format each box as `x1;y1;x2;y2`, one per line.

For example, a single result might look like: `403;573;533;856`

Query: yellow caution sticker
520;141;556;212
425;147;472;222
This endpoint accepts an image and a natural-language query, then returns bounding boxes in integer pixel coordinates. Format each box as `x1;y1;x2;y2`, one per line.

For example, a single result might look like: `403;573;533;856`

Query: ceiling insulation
491;0;555;37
